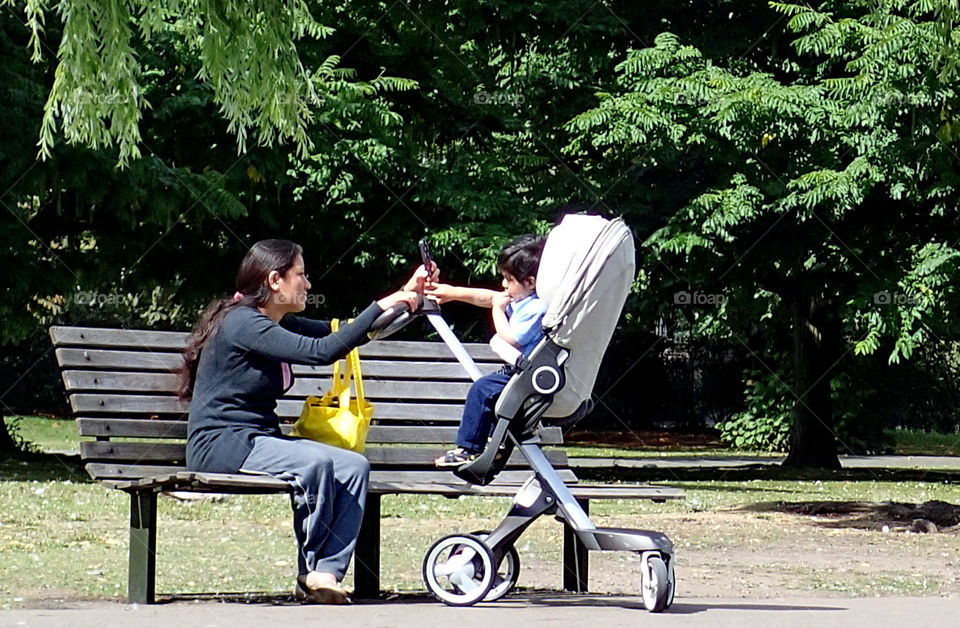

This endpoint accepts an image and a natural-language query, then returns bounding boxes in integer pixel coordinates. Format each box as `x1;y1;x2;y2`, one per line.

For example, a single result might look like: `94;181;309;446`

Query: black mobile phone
419;238;432;274
418;238;440;311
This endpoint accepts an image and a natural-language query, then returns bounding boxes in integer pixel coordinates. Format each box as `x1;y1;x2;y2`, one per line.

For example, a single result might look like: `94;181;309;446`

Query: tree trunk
0;413;20;454
783;287;842;469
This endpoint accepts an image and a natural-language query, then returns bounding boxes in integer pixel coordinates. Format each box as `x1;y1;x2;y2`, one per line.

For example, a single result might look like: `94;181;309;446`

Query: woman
180;239;426;604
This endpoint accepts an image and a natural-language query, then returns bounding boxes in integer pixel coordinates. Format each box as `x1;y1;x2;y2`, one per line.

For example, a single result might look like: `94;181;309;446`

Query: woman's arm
280;316;332;338
226;304;383;365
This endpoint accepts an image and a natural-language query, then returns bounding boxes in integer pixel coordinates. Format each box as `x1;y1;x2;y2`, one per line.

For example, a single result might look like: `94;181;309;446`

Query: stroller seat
455;213;636;486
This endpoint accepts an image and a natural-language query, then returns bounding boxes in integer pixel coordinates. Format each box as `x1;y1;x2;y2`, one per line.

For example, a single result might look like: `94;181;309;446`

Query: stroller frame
421;337;677;611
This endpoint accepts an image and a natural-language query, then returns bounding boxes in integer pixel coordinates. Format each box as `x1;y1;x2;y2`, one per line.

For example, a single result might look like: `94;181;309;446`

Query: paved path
4;594;957;628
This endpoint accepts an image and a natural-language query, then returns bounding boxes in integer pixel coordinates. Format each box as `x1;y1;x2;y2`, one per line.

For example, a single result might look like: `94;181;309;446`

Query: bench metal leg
128;490;157;604
354;493;381;599
562;498;589;593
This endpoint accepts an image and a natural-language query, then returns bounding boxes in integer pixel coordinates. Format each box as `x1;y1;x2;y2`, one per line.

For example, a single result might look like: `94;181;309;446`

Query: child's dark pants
455;371;513;453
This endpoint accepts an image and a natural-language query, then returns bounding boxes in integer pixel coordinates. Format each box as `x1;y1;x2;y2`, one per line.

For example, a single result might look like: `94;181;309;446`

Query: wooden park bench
49;325;683;604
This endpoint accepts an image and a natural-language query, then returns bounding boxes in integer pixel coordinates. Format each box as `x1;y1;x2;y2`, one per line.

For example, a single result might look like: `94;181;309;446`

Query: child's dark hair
498;234;546;281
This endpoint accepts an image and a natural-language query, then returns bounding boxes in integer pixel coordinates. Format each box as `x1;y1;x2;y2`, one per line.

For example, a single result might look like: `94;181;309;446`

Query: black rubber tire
422;534;496;606
641;555;669;612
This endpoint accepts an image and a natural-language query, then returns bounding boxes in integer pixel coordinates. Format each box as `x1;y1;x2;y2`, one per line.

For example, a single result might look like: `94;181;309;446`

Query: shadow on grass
736;499;960;531
0;450;90;483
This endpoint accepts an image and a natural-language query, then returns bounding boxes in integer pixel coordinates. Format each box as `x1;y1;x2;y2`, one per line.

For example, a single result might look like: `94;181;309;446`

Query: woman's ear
267;270;282;290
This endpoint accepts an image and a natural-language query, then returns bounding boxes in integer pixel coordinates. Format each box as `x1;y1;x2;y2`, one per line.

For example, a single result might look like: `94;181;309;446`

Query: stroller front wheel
422;534;496;606
640;553;670;612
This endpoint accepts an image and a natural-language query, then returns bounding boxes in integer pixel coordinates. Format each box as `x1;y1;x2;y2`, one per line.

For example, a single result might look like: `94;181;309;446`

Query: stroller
370;214;676;611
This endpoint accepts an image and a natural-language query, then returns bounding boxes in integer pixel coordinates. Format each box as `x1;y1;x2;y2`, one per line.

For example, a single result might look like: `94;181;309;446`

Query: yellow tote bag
291;320;374;453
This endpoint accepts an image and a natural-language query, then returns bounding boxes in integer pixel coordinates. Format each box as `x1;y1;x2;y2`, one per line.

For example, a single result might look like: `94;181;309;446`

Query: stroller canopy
536;214;635;418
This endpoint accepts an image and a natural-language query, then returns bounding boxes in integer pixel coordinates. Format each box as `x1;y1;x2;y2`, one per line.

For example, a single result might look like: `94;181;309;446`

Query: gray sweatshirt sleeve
280;315;332;338
224;302;384;365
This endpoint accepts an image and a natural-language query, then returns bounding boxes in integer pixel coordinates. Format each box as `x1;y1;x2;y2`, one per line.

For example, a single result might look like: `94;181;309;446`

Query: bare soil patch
765;499;960;533
577;506;960;598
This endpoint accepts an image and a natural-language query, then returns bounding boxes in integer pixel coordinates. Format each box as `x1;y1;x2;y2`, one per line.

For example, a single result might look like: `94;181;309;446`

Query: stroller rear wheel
422;534;496;606
470;530;521;601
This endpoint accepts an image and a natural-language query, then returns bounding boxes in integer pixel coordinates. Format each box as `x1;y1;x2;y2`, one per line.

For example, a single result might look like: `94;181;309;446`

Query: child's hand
492;292;512;311
424;282;455;304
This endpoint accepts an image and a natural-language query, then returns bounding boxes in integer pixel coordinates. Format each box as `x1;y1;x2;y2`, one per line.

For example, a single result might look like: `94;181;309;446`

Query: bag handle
348;339;366;406
337;319;366;408
329;319;345;396
329;318;366;409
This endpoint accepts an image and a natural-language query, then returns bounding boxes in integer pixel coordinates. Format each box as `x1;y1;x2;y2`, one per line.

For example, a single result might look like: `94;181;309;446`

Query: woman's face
271;254;312;313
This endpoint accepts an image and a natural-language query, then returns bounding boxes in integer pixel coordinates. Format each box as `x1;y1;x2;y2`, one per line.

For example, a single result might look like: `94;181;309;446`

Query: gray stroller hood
536;214;636;418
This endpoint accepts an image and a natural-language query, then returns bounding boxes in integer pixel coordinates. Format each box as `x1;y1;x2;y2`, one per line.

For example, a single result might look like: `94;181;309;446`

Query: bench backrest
50;326;567;483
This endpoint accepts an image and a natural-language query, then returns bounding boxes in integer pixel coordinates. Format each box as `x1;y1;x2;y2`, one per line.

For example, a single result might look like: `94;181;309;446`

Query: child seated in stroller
426;234;547;466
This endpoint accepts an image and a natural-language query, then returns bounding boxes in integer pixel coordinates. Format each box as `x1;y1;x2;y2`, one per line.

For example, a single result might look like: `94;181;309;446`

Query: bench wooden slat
63;370;478;401
63;370;180;393
86;462;185;479
295;361;500;380
108;473;682;501
76;418;564;444
80;441;568;467
51;326;187;349
69;394;467;421
87;464;577;487
367;340;499;361
51;326;500;361
57;349;501;381
56;348;182;371
81;441;185;463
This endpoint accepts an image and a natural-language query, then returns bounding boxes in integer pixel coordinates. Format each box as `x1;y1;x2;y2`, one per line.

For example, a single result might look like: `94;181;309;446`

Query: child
425;234;547;467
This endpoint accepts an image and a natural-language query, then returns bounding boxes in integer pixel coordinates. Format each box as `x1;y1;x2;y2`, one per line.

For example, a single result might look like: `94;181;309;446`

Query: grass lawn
9;415;960;458
888;428;960;456
2;416;959;607
2;452;958;607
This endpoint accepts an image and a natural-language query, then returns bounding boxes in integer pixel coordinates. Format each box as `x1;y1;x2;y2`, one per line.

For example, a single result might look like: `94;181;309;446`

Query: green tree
565;2;960;467
5;0;349;164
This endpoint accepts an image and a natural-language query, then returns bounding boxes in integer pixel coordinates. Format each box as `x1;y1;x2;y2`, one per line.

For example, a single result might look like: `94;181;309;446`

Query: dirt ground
402;500;960;600
582;504;958;598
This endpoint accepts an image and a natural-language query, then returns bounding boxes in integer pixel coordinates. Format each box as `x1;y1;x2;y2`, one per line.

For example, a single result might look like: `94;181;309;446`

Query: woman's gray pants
240;436;370;579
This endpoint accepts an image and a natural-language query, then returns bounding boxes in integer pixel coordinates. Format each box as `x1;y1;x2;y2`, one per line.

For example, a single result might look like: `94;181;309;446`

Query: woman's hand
376;290;420;312
403;263;440;293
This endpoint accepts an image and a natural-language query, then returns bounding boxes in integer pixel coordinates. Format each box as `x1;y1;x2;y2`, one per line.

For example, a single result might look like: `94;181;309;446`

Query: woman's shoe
294;574;351;605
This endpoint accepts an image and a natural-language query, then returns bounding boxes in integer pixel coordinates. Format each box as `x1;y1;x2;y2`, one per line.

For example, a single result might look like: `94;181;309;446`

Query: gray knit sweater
186;302;383;473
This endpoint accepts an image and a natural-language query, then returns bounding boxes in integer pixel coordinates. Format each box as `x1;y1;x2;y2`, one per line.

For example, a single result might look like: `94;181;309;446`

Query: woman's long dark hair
178;239;303;400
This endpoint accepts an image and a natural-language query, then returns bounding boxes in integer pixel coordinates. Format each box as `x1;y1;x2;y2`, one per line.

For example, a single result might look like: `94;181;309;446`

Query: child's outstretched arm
424;283;501;308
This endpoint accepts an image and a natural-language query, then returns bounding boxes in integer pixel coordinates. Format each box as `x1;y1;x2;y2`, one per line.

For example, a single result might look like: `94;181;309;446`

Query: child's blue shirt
505;293;547;356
